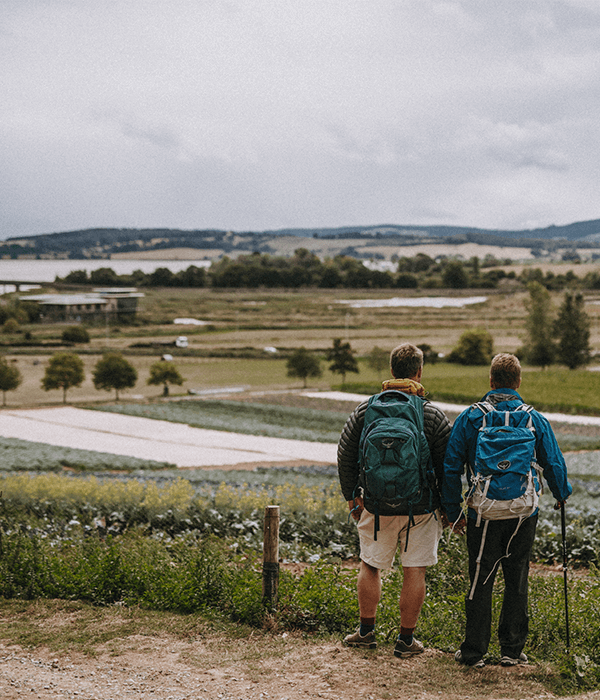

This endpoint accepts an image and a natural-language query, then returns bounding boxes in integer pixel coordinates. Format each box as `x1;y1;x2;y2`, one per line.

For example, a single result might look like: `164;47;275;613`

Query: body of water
337;295;488;308
0;258;211;291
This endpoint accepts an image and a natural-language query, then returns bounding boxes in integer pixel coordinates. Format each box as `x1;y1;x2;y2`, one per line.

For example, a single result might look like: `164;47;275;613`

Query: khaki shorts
357;510;443;570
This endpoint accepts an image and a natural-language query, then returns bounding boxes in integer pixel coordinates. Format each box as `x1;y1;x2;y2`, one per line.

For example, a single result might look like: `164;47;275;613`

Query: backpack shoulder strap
471;401;495;428
473;401;495;414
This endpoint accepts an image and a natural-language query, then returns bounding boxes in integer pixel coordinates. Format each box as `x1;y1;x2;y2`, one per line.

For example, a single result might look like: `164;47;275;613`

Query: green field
2;286;600;408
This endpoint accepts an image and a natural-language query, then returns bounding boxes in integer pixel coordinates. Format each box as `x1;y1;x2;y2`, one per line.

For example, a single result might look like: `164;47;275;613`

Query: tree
553;291;591;369
447;329;494;365
524;281;555;369
2;318;19;334
147;360;185;396
62;325;90;344
41;352;85;403
149;267;175;287
442;260;469;289
366;346;389;380
93;353;137;400
0;357;22;406
90;267;120;286
417;343;439;365
286;348;322;388
326;338;359;384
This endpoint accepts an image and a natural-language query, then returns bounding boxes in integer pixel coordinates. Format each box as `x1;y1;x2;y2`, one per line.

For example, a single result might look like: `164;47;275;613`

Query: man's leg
498;515;538;662
343;561;381;648
461;519;504;665
400;566;426;629
357;560;381;619
394;512;442;659
345;510;399;648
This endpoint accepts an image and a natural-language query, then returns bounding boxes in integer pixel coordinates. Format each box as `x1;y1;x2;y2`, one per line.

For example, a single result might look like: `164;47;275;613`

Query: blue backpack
358;390;433;543
466;402;542;525
465;401;543;599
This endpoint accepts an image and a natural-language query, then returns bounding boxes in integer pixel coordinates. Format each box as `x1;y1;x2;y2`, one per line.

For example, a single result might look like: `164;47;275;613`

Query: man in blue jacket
442;353;572;668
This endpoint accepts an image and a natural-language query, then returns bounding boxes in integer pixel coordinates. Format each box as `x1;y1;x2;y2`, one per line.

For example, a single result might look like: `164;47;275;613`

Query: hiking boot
455;650;485;668
394;637;424;658
500;652;528;667
343;628;377;649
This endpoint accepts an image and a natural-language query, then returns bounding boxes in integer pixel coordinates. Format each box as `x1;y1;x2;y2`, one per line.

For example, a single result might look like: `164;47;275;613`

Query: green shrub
61;326;90;344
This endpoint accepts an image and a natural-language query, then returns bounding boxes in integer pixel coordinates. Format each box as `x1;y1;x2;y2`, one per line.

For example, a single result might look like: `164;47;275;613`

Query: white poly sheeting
0;407;337;468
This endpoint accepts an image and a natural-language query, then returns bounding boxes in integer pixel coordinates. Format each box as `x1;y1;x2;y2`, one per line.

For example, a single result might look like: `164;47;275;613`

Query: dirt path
0;634;587;700
0;598;595;700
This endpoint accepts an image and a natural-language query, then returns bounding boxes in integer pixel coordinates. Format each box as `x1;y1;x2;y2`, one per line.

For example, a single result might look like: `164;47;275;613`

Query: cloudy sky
2;0;600;239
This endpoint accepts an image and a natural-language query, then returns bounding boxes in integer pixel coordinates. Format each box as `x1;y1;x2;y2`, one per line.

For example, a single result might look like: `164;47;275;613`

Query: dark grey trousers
460;514;538;664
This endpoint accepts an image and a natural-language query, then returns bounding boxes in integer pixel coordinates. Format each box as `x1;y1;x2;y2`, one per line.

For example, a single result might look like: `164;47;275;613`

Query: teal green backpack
358;390;433;543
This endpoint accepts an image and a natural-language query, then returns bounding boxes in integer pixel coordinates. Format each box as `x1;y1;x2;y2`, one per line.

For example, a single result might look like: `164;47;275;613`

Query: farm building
21;288;144;323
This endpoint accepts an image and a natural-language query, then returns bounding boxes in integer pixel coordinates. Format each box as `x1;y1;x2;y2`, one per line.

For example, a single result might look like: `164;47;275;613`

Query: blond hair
490;353;521;389
390;343;423;379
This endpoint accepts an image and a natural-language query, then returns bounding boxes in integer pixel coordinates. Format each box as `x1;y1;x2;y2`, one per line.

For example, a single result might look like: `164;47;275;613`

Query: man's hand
440;511;451;529
554;500;567;510
348;496;364;521
451;514;467;536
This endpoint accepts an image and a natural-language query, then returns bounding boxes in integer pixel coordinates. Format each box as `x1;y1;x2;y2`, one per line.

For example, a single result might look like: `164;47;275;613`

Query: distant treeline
7;219;600;259
54;248;600;292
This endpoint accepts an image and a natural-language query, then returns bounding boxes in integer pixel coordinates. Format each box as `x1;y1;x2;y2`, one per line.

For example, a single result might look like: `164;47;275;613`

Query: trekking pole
560;501;570;650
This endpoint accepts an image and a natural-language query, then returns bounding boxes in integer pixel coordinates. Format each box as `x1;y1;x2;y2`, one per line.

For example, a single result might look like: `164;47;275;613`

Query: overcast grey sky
2;0;600;239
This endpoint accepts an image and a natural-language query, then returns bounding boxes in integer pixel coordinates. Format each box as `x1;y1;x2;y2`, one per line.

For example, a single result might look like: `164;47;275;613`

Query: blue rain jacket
442;388;572;522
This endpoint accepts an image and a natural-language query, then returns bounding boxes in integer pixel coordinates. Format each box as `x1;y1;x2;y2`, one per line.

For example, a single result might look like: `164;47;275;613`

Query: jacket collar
482;387;523;407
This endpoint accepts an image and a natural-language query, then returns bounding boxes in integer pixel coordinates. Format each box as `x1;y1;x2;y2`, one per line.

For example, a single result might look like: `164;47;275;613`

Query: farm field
4;285;600;696
4;286;600;407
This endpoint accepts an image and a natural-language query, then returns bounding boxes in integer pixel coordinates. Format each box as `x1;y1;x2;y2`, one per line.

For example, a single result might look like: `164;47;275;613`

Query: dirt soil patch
0;623;575;700
0;597;594;700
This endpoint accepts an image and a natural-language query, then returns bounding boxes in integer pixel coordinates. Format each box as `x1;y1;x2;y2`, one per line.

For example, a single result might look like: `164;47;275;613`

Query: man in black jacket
338;343;451;658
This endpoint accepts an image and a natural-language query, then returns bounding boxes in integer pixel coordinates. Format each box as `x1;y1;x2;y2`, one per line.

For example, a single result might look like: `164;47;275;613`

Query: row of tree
0;288;593;406
523;284;592;369
285;286;594;384
430;287;592;369
55;251;600;292
0;354;185;405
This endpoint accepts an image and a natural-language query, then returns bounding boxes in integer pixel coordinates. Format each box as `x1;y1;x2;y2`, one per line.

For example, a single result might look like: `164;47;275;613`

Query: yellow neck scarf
381;378;426;396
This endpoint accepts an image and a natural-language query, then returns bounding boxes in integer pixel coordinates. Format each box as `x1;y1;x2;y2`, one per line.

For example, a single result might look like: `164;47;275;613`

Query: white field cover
0;407;338;468
2;394;598;470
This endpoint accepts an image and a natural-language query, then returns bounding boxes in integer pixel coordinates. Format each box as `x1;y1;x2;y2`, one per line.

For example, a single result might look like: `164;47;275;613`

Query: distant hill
2;219;600;260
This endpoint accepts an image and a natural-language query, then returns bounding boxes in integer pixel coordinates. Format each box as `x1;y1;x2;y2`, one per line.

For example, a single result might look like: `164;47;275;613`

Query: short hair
390;343;423;379
490;353;521;389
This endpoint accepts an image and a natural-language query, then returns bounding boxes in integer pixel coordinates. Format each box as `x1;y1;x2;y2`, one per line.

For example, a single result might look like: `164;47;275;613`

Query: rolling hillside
2;219;600;261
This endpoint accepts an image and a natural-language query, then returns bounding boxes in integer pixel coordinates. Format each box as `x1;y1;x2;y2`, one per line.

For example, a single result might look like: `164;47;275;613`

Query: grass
3;285;600;408
347;363;600;415
0;525;596;693
1;458;600;692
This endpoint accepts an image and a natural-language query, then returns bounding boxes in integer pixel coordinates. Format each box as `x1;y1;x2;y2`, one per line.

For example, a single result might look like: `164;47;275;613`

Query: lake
0;258;211;291
337;296;488;308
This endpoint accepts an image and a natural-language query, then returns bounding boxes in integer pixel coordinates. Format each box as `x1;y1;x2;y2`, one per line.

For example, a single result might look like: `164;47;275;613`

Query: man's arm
337;401;368;510
423;402;452;492
441;412;470;523
533;412;573;502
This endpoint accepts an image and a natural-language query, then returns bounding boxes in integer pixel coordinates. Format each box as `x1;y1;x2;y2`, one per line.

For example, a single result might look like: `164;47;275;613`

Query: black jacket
337;396;452;515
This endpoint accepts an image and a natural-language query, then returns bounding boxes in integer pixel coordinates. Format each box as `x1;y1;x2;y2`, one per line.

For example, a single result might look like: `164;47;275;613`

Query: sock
399;626;415;644
359;617;375;637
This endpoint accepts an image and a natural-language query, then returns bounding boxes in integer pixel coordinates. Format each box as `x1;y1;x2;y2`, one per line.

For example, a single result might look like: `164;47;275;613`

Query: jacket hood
467;388;524;425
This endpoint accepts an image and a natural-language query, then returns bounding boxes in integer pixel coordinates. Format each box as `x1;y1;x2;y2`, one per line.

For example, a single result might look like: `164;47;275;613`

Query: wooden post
262;505;280;608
